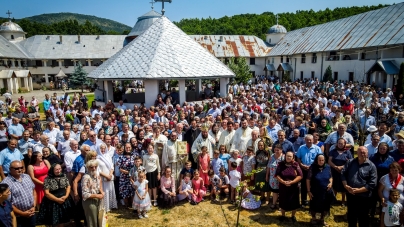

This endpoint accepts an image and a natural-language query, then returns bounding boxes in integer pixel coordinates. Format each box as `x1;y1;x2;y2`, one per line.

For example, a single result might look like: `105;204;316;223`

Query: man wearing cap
364;123;393;149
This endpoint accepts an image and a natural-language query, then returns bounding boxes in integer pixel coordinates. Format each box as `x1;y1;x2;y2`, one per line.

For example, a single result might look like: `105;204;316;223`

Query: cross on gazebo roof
150;1;154;10
6;10;12;20
154;0;172;15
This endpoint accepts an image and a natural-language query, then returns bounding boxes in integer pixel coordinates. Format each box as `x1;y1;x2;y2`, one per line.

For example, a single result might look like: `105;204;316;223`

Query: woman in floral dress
117;142;135;208
266;144;284;209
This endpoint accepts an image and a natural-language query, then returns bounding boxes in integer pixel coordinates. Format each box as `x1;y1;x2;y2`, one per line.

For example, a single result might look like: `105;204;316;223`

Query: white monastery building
0;3;403;93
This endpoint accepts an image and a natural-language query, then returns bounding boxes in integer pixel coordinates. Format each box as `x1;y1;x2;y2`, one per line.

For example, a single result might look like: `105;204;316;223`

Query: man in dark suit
184;120;201;169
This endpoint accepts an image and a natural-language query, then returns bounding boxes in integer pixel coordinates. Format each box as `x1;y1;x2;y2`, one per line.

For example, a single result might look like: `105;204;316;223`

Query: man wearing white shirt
57;130;74;157
116;100;127;112
364;123;393;149
64;140;81;176
56;123;76;142
34;135;58;155
43;122;60;146
117;123;135;141
104;135;116;158
365;134;380;157
230;118;253;155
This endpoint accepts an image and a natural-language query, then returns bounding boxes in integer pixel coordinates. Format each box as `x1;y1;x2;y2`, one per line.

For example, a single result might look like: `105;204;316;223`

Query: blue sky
4;0;397;26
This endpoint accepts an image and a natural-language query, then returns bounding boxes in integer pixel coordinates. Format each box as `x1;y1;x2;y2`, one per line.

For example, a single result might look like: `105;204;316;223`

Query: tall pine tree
323;65;333;82
227;57;252;85
69;62;91;92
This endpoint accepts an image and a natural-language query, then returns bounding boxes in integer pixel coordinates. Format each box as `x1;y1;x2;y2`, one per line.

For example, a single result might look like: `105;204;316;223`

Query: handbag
98;199;108;227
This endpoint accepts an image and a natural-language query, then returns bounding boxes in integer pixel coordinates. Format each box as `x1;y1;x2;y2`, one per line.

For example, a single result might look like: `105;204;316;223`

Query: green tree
69;62;91;92
396;62;404;99
227;57;252;85
323;65;333;82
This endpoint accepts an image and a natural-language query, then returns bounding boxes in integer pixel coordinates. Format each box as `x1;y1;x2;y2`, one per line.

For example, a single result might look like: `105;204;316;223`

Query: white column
8;79;13;94
14;78;18;93
380;50;384;59
11;59;15;68
371;72;376;84
58;60;63;67
42;60;47;67
17;60;21;68
386;74;391;90
144;80;159;107
87;59;92;66
220;77;229;98
29;77;33;91
3;59;7;66
45;74;49;84
72;60;76;66
104;80;114;102
178;79;186;105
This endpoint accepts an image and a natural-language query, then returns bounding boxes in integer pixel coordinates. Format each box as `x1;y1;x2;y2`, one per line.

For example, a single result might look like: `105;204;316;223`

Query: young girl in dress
191;170;206;205
241;181;261;210
177;173;193;202
229;150;242;173
198;146;210;189
133;170;151;219
143;144;160;207
219;145;231;173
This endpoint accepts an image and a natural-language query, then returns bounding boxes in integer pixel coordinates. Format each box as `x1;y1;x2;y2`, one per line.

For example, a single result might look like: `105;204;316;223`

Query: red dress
33;162;49;205
198;154;210;186
192;178;206;203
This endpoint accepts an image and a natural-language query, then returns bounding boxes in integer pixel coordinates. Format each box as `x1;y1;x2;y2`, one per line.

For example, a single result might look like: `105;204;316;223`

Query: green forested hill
0;4;390;38
174;4;389;40
23;13;131;33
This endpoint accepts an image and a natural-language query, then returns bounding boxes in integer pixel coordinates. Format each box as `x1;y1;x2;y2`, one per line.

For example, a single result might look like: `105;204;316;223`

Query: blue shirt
266;125;281;141
0;148;23;174
71;154;85;174
219;153;231;171
273;140;295;154
0;200;12;227
296;144;323;166
211;158;224;175
7;124;24;137
43;99;51;111
83;139;103;152
18;138;32;155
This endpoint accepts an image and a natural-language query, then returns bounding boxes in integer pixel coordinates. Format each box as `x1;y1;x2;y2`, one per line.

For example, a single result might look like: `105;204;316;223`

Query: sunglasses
12;167;23;170
89;166;97;169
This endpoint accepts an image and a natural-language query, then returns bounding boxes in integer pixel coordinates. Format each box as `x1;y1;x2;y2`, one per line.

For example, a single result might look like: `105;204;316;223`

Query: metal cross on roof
276;14;279;25
150;1;154;10
6;10;12;19
154;0;172;15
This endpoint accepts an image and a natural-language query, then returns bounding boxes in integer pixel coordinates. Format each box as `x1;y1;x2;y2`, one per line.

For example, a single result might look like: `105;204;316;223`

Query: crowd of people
0;77;404;227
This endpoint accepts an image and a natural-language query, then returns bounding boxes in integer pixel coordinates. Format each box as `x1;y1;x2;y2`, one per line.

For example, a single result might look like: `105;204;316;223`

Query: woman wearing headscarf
96;143;117;212
37;164;74;226
254;141;270;203
275;150;303;223
328;138;352;206
117;142;135;208
316;119;332;142
369;142;395;218
307;154;334;226
259;126;273;152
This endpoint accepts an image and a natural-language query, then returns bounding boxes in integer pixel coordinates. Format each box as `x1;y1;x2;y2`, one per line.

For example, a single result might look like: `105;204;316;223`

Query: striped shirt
1;174;35;212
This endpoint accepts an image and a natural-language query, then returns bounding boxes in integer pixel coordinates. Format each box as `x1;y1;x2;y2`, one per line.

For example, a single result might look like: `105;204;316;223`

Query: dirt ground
105;194;350;227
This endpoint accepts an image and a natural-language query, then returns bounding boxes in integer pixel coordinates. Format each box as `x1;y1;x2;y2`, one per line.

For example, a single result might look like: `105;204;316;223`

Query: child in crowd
180;161;194;180
211;150;224;176
241;182;261;210
142;144;160;207
133;170;151;219
229;162;241;204
219;145;231;173
191;170;206;205
218;167;230;200
381;189;403;227
229;150;242;173
241;147;256;185
198;146;210;189
208;169;222;202
130;157;144;185
114;144;124;205
177;172;193;202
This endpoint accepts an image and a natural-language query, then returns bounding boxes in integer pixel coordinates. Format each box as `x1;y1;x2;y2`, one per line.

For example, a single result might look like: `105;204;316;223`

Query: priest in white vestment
162;131;187;185
230;119;252;155
218;122;235;153
191;123;215;160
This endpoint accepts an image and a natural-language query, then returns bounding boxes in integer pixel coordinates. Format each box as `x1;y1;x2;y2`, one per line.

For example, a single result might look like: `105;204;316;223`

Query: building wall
246;57;266;76
383;46;403;59
0;31;25;41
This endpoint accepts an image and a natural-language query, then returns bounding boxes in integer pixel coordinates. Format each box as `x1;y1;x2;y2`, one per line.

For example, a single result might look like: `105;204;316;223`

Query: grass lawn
38;93;94;117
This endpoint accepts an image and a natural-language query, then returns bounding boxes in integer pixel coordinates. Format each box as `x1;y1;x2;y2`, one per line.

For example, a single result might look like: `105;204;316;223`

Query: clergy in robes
230;118;253;155
209;124;222;150
184;120;201;169
151;126;168;168
191;123;215;161
218;121;235;153
162;131;187;185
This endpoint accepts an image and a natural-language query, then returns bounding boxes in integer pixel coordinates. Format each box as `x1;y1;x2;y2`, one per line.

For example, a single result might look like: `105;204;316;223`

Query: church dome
126;10;162;38
0;20;25;33
267;24;287;34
